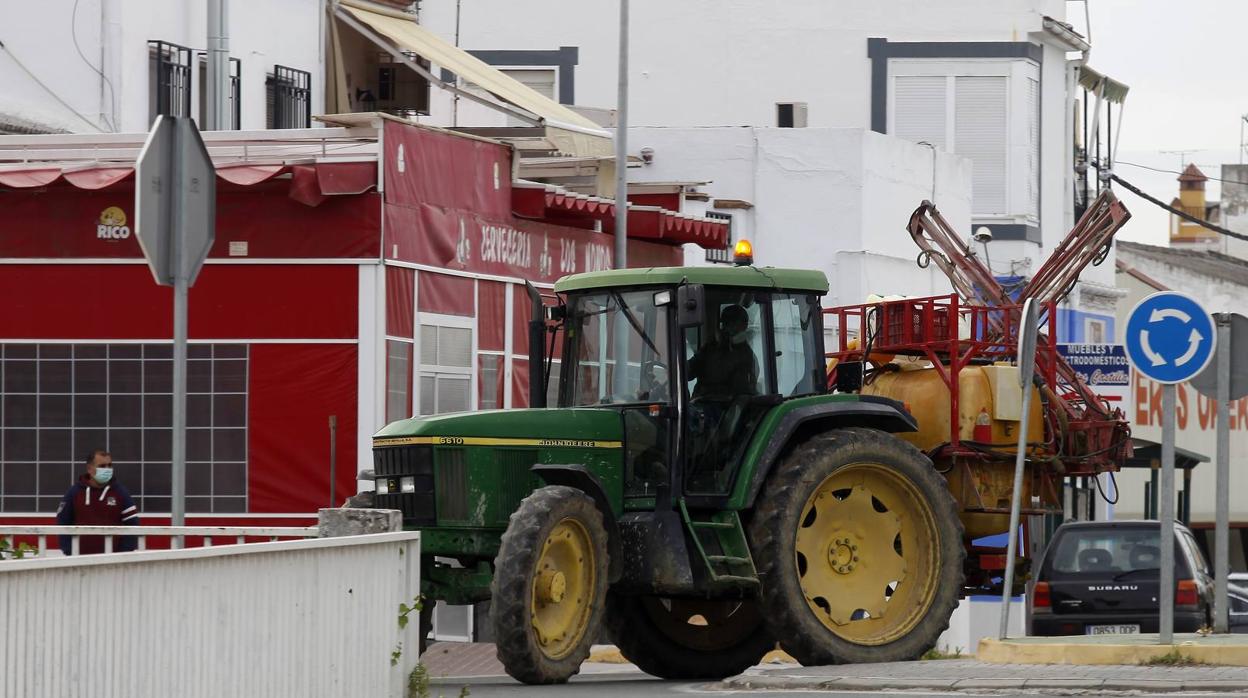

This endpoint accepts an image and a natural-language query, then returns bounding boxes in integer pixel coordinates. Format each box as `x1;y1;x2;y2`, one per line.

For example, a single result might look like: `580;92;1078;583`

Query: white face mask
731;329;750;345
93;467;113;485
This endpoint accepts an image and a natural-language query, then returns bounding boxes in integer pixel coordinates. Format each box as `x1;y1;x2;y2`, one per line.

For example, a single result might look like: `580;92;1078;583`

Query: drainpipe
206;0;230;130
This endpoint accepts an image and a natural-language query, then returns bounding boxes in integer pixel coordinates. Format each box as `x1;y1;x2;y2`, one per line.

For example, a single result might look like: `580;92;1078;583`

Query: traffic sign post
999;298;1038;639
134;116;216;539
1124;292;1216;644
1191;313;1248;633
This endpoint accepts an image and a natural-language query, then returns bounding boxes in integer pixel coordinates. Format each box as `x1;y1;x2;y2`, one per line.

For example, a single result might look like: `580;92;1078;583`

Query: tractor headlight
400;476;416;494
376;478;392;494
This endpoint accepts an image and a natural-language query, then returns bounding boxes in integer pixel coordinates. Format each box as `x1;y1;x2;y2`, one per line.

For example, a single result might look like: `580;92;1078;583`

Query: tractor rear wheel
748;427;964;665
605;592;774;679
491;485;610;684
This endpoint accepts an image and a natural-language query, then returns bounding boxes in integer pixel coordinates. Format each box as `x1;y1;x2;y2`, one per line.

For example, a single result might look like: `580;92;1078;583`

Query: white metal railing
0;531;421;698
0;525;318;557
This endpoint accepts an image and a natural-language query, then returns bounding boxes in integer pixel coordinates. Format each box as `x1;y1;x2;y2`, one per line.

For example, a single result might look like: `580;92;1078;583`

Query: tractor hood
372;408;624;446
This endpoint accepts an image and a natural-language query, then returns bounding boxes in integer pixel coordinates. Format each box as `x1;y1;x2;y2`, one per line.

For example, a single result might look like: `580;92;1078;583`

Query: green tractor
367;264;963;684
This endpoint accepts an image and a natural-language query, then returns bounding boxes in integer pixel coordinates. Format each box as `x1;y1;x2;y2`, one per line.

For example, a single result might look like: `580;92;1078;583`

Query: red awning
0;161;378;206
511;181;728;249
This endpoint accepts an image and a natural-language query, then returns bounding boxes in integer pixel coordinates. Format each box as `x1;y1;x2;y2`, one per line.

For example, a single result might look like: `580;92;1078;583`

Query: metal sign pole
1214;314;1231;633
135;116;215;546
1159;383;1177;644
999;299;1038;640
998;379;1033;639
170;123;188;543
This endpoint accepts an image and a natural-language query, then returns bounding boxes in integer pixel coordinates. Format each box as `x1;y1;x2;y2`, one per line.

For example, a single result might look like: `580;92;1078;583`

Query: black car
1029;520;1213;636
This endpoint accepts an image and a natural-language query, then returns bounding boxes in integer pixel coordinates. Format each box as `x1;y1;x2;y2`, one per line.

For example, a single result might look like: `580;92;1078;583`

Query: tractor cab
550;262;829;506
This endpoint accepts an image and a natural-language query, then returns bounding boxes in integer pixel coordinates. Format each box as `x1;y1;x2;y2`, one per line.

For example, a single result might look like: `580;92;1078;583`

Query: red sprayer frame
825;294;1129;474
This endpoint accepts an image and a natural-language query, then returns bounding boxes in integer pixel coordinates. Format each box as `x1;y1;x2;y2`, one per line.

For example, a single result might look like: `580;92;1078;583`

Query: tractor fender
530;464;623;584
740;396;918;509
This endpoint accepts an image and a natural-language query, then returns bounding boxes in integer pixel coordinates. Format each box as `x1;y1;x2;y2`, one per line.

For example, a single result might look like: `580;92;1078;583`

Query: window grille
267;65;312;129
149;41;193;122
0;343;249;514
704;212;734;264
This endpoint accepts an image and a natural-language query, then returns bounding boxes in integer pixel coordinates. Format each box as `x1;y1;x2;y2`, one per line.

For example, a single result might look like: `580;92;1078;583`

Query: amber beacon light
733;239;754;266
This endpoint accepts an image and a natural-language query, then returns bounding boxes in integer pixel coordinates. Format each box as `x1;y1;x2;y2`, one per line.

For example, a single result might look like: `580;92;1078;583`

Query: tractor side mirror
676;284;705;328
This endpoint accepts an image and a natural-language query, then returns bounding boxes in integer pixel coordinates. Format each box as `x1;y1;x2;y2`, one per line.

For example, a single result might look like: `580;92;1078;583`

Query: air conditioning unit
776;102;808;128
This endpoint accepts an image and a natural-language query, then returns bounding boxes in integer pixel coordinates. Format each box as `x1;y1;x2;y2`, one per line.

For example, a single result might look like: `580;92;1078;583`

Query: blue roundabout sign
1124;291;1216;384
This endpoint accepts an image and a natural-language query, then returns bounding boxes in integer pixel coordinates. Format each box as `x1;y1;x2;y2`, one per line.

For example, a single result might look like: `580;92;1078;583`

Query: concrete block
318;507;402;537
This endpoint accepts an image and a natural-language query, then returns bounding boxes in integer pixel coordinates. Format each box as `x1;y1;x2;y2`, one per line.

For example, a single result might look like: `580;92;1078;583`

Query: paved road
434;672;1244;697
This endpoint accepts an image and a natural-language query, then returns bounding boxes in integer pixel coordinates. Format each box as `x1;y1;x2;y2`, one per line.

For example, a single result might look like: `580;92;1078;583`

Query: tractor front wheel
606;592;774;679
748;427;964;665
491;485;610;684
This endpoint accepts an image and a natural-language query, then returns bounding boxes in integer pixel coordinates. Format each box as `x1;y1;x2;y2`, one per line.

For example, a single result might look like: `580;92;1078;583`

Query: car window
1183;530;1211;576
1045;527;1190;576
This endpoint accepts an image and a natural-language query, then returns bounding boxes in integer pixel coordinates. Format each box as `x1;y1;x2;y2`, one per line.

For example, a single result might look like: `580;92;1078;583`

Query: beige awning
1079;65;1129;104
334;0;612;157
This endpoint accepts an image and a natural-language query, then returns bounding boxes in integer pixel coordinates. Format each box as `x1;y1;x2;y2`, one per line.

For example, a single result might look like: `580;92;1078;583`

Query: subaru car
1029;521;1213;636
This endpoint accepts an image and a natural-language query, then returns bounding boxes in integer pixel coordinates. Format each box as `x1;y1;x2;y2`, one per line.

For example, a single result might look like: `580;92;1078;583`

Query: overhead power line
1110;174;1248;243
0;38;105;133
1116;160;1248;188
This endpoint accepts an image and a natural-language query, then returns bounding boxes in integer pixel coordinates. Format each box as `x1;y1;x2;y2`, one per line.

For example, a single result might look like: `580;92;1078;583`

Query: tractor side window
563;290;671;407
772;294;821;396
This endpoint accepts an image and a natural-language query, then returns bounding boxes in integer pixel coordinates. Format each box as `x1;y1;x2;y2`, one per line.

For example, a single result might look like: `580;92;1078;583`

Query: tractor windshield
562;289;671;407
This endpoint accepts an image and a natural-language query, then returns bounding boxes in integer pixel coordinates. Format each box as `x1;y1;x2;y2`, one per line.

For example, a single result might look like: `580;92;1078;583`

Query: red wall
0;264;357;340
248;344;357;513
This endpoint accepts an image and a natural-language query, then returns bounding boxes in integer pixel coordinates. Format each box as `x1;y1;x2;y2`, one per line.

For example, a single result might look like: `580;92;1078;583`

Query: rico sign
96;206;132;240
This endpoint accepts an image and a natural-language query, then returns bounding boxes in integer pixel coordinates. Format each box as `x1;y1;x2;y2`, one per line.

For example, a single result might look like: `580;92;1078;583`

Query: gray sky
1078;0;1247;246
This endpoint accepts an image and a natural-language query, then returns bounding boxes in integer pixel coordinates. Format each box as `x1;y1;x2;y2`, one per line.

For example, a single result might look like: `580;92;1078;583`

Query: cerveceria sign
96;206;132;240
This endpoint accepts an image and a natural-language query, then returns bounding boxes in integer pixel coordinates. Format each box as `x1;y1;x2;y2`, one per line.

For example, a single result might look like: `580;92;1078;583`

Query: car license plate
1086;624;1140;635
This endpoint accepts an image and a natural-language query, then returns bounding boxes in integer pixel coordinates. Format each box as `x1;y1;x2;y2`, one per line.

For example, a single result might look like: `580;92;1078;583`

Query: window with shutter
417;314;475;415
955;76;1007;215
889;58;1039;225
893;76;947;150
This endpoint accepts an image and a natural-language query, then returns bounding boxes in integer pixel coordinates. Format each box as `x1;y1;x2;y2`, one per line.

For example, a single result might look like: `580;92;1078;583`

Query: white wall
420;0;1064;126
626;126;972;306
0;0;324;133
0;532;422;698
936;597;1027;654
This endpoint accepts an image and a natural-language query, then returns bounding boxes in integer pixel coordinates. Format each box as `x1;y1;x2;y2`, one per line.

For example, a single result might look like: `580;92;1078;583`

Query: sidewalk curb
721;673;1248;693
979;636;1248;667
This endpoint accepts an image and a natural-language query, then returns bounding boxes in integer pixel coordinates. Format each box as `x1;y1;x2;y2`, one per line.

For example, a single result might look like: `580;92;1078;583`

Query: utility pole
610;0;631;398
206;0;230;130
613;0;629;270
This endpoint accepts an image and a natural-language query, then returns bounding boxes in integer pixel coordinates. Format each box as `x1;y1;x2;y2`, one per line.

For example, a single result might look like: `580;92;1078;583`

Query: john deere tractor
367;263;964;683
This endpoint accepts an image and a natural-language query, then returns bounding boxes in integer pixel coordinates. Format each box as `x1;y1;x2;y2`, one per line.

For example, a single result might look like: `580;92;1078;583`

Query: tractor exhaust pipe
524;281;547;408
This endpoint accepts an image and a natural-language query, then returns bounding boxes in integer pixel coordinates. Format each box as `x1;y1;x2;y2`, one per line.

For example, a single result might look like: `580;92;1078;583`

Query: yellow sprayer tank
863;363;1046;538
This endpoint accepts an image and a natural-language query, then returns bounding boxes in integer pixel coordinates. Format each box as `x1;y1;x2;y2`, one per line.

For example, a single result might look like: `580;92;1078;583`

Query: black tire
748;427;964;665
491;485;610;684
606;592;775;679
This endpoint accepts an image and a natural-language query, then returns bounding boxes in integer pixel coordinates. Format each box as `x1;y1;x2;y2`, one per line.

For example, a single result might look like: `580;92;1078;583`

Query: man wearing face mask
689;304;759;400
57;449;140;555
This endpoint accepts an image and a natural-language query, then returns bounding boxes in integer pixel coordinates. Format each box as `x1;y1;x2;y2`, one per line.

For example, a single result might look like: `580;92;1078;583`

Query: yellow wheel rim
530;518;596;659
793;463;940;646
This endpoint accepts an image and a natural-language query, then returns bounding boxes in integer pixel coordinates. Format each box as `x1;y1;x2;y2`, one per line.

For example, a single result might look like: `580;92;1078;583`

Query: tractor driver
688;304;759;400
685;304;760;489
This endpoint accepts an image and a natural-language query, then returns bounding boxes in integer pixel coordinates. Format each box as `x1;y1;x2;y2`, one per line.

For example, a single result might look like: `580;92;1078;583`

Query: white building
417;0;1122;334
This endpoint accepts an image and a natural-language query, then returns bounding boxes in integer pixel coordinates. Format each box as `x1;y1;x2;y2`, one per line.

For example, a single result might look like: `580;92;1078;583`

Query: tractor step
705;555;751;564
689;521;735;530
678;499;760;590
